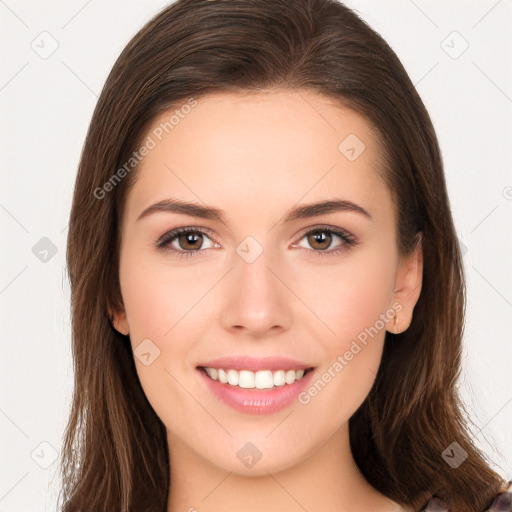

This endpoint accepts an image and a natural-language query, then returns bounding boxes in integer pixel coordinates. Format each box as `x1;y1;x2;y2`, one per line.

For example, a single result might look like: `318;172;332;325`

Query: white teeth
285;369;296;384
202;367;310;389
238;370;255;388
254;370;273;389
273;370;285;387
227;369;239;386
218;368;228;384
205;367;217;380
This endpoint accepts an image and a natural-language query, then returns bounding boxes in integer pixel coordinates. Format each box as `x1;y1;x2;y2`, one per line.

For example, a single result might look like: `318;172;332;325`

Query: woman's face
112;90;422;475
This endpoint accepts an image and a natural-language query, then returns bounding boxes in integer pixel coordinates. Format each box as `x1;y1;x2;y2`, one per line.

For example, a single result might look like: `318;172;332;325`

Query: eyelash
155;225;357;259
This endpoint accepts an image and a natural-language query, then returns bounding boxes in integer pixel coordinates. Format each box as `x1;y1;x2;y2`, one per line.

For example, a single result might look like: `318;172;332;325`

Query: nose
219;246;293;338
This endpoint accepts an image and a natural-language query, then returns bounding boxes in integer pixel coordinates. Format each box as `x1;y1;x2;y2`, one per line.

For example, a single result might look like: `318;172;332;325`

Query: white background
1;1;511;510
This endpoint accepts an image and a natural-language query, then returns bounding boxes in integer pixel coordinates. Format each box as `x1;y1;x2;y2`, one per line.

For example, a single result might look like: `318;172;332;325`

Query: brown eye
156;228;217;256
307;231;332;250
177;232;204;251
292;226;357;256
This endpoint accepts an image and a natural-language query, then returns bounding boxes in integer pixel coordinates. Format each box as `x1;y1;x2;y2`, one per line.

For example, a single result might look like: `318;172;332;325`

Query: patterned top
421;481;512;511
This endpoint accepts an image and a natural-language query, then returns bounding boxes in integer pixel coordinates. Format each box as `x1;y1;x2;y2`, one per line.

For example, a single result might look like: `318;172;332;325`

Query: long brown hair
59;1;507;510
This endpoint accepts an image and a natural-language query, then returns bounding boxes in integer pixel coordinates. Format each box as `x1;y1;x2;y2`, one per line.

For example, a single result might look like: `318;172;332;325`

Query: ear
386;234;423;334
108;305;130;336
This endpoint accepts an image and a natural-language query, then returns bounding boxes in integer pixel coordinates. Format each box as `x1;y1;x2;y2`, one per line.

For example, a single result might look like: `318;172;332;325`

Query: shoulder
420;481;512;512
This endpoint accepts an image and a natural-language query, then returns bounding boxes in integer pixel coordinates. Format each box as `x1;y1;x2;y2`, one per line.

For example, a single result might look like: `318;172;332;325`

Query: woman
60;1;511;511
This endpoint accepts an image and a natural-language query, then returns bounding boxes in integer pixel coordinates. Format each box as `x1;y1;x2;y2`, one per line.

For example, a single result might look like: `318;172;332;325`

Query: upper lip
196;356;315;372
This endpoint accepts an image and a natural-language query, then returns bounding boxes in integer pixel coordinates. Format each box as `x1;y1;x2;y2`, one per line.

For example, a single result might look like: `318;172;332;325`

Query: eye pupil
179;232;203;250
309;231;331;250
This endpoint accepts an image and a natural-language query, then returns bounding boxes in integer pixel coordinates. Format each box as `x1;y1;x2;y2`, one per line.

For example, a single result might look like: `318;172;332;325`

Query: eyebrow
136;197;372;224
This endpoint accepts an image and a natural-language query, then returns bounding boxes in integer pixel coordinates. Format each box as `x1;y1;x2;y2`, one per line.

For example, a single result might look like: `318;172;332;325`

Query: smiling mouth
197;366;315;390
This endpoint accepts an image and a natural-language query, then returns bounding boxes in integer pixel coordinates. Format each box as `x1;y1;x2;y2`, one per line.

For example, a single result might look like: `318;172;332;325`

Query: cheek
117;257;206;436
294;248;396;344
119;254;209;341
292;248;397;416
314;252;396;404
118;253;217;395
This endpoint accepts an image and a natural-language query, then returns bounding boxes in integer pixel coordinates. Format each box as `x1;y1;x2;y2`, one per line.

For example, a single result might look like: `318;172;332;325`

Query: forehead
124;89;392;225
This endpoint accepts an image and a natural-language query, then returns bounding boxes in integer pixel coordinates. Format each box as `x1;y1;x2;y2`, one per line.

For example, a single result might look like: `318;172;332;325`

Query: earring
394;314;401;334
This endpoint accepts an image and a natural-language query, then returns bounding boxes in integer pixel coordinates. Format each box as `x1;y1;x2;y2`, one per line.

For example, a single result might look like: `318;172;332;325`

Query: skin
111;90;422;512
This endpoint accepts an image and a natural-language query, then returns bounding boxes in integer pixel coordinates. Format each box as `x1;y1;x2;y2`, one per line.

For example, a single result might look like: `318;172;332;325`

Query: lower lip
197;368;315;414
